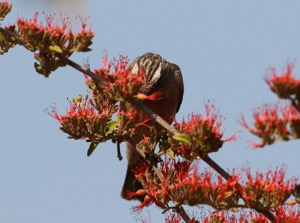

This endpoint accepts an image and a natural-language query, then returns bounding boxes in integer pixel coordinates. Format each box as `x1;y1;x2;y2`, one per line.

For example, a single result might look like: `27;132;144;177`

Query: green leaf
48;45;63;53
87;142;99;157
166;148;177;159
106;120;118;135
173;134;191;144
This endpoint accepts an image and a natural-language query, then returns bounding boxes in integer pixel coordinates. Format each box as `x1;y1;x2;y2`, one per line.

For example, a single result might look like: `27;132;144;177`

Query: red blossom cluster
0;11;94;76
165;214;184;223
0;0;11;20
241;63;300;148
172;102;236;159
206;211;250;223
243;166;297;209
116;110;137;138
239;102;300;148
273;205;300;222
0;1;14;54
46;97;112;141
165;213;200;223
169;165;240;208
45;52;146;145
90;53;145;101
43;52;155;154
265;62;300;101
46;93;141;155
82;53;146;141
128;158;297;220
46;53;146;144
205;207;300;223
165;207;300;223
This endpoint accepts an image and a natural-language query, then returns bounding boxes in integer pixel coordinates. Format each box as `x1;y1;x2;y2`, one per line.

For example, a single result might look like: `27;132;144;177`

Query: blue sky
1;0;300;222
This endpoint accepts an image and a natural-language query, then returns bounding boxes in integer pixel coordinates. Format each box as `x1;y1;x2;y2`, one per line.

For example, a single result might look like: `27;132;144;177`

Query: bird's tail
121;165;144;202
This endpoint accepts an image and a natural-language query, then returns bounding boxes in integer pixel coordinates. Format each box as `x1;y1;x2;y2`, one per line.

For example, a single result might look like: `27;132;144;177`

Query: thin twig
202;155;231;180
176;206;191;222
290;97;300;113
0;26;26;44
117;141;122;161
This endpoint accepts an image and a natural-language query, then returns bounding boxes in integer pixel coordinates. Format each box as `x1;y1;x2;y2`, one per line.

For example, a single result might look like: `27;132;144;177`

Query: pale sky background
1;0;300;222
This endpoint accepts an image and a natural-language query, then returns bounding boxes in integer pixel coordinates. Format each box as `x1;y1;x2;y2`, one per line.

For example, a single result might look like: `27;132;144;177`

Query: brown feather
120;52;184;201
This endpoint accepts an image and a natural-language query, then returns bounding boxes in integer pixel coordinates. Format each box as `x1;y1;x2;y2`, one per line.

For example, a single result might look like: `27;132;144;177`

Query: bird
120;52;184;201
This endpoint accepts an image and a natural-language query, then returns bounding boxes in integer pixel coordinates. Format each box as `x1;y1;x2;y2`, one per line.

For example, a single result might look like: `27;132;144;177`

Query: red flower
265;62;300;99
281;104;300;138
88;53;145;102
248;211;269;222
248;206;300;222
13;12;94;76
74;16;94;52
173;102;236;159
274;205;300;222
165;213;182;223
162;159;241;208
46;97;111;141
238;102;300;148
165;213;201;223
16;12;93;53
243;166;297;209
0;0;12;21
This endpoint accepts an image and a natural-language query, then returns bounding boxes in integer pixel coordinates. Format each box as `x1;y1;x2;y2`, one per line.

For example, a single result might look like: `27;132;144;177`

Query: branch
61;55;276;222
202;155;231;180
0;26;179;136
0;26;276;222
